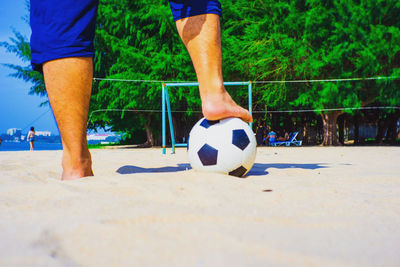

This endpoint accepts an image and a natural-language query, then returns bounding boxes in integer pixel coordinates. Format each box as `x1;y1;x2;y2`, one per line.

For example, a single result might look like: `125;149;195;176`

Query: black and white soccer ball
188;117;257;177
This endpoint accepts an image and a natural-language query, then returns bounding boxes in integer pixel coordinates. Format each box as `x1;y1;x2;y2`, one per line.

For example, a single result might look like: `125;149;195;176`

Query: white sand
0;147;399;266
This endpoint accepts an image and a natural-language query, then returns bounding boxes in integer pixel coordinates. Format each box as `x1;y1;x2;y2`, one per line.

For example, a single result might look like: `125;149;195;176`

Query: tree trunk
316;117;323;144
375;116;385;144
354;114;360;145
387;112;400;144
302;122;308;145
338;115;345;145
375;113;393;144
144;115;154;147
321;111;342;146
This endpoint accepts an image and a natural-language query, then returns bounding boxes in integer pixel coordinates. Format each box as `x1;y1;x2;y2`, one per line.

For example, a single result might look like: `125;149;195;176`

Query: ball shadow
246;163;330;176
116;163;331;177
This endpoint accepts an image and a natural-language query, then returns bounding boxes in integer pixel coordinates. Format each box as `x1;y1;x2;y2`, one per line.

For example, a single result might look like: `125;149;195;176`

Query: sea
0;142;63;151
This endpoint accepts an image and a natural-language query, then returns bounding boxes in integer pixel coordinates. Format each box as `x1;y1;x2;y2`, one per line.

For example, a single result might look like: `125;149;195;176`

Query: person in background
265;130;277;145
27;127;36;151
278;130;289;141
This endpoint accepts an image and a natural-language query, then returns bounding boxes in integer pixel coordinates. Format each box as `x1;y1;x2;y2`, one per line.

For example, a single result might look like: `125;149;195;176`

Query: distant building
7;128;22;137
87;134;109;141
87;133;121;144
36;131;51;137
7;128;22;141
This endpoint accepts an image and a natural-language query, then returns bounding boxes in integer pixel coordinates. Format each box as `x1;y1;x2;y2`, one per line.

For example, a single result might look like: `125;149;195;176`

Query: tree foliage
0;31;47;105
219;0;400;145
90;0;200;144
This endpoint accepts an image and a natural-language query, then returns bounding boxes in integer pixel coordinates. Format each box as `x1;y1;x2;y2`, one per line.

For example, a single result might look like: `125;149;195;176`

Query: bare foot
201;90;253;122
61;150;94;180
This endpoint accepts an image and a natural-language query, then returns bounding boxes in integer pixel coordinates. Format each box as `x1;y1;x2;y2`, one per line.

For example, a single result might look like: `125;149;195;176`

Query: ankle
199;80;225;97
61;149;93;180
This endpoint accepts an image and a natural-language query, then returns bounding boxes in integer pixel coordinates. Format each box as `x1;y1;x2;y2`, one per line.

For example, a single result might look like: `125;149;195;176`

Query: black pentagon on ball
232;129;250;150
200;119;220;129
197;144;218;166
229;166;248;177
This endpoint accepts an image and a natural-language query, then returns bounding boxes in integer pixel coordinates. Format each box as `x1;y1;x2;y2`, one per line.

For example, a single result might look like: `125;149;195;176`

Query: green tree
220;0;400;145
0;31;47;105
90;0;199;145
0;1;47;106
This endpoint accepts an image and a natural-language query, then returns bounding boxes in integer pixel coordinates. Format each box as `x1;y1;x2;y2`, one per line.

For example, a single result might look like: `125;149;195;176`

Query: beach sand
0;147;399;266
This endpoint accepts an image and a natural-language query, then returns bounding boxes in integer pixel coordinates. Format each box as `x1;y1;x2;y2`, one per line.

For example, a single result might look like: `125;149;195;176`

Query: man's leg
43;57;94;180
175;14;252;123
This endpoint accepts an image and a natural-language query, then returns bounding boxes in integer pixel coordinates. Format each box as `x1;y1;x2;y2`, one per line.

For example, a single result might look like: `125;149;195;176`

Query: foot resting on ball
201;90;253;123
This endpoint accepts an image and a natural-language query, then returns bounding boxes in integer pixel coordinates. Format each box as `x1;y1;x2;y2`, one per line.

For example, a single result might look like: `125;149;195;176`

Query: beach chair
269;132;302;147
285;132;302;146
268;138;287;147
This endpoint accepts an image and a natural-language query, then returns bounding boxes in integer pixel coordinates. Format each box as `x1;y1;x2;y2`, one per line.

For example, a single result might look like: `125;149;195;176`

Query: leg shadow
247;163;330;176
117;163;191;174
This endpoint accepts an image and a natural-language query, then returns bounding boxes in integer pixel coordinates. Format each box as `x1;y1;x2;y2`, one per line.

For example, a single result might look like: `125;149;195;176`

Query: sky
0;0;59;134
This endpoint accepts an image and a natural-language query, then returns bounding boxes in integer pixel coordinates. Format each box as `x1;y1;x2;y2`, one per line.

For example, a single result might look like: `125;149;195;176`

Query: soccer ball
188;117;257;177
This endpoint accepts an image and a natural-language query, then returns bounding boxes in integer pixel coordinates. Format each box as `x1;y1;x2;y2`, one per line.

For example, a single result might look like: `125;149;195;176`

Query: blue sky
0;0;58;134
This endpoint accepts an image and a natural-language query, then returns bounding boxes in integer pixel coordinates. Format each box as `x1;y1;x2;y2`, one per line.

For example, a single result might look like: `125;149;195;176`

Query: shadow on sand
117;163;191;174
246;163;329;176
117;162;329;176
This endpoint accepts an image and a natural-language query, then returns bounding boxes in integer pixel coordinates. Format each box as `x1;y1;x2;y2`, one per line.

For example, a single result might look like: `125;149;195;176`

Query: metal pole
165;81;250;87
162;83;166;154
162;81;254;153
249;81;253;130
165;87;176;154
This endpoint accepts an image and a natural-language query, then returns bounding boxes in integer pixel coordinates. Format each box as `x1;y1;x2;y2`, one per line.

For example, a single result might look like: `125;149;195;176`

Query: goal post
162;81;253;154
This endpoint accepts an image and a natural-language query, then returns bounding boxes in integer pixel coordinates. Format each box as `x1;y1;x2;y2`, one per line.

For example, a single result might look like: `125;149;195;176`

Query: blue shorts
30;0;222;72
30;0;99;72
169;0;222;21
